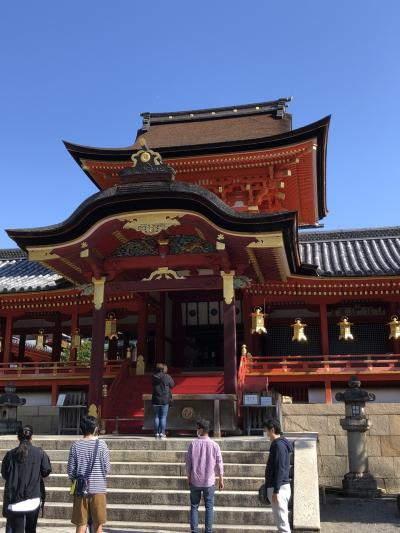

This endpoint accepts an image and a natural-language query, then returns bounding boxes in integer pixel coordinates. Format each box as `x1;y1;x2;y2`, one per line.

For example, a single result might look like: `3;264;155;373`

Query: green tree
61;339;92;364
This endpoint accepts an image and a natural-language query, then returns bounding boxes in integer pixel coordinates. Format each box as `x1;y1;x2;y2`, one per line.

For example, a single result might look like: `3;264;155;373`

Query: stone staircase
0;436;279;532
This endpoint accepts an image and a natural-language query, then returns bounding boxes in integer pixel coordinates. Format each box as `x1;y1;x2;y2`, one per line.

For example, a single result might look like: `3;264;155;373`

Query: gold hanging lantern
36;329;46;349
251;307;267;334
71;328;81;349
105;313;118;340
338;316;354;341
388;315;400;340
291;318;307;342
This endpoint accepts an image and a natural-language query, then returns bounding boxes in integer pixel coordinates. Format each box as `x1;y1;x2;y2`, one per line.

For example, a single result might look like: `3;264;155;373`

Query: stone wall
282;403;400;494
18;405;60;434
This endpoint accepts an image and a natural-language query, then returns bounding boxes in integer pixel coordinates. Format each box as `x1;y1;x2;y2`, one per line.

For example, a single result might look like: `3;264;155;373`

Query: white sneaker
155;433;160;439
160;434;167;440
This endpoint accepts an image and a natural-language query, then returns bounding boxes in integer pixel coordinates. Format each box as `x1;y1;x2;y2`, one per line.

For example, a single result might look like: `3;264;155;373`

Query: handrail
0;359;124;376
241;353;400;375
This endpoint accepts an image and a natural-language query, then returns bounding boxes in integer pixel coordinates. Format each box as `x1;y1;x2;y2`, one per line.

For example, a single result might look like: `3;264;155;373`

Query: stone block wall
18;405;60;434
282;403;400;494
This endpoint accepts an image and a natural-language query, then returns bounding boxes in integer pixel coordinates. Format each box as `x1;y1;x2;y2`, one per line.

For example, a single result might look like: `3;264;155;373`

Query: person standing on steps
186;418;224;533
151;363;175;439
67;415;111;533
1;424;52;533
263;418;293;533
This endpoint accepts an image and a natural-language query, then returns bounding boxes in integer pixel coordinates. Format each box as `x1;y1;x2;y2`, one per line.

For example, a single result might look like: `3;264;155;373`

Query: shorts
71;493;107;526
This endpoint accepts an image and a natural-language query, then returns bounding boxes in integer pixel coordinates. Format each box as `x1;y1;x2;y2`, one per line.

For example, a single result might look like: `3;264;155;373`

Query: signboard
243;394;259;406
260;395;273;406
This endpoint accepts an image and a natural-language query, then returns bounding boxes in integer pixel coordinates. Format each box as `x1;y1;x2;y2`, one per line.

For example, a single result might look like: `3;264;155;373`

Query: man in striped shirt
67;416;111;533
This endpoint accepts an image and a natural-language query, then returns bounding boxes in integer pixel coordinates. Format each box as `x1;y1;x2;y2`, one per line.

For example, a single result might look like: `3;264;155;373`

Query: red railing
239;353;400;376
0;360;123;378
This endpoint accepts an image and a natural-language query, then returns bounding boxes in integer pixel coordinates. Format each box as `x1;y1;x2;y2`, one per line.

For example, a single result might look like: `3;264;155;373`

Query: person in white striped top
67;416;110;533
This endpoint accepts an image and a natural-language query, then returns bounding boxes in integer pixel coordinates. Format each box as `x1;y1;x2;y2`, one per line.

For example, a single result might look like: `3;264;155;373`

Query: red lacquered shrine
1;98;400;428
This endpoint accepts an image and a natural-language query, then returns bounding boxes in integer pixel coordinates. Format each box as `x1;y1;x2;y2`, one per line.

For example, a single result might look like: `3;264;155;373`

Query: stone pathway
320;496;400;532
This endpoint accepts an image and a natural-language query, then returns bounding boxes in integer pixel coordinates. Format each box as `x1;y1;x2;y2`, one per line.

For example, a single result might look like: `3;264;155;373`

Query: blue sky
0;1;399;248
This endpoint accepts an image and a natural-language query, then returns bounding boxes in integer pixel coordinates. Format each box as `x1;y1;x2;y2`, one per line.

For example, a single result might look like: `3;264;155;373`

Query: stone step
0;487;264;507
0;449;268;464
34;502;277;526
0;437;270;452
49;460;266;477
46;473;265;491
0;517;278;532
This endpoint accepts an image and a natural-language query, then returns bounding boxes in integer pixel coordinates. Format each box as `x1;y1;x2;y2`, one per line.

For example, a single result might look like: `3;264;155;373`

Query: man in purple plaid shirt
186;419;224;533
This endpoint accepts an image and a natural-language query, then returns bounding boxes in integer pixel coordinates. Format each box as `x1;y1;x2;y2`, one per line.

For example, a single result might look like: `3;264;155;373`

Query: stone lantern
335;376;379;497
0;383;26;434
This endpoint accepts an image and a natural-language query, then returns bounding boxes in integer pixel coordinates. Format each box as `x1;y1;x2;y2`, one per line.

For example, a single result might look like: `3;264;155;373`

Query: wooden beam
104;253;223;272
106;275;222;294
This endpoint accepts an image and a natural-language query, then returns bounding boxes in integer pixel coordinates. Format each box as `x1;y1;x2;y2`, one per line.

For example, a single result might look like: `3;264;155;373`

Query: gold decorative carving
220;270;235;305
131;148;162;167
143;267;186;281
247;233;284;249
112;230;129;244
182;407;195;420
92;277;106;310
216;234;226;250
27;248;59;261
121;212;182;236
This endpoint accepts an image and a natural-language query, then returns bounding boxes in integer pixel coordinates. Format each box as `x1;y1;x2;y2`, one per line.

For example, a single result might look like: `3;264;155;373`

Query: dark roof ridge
140;97;293;126
0;248;27;260
299;225;400;242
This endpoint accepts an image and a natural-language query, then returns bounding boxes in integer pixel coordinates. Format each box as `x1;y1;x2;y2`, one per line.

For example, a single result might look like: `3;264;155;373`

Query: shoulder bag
70;440;99;497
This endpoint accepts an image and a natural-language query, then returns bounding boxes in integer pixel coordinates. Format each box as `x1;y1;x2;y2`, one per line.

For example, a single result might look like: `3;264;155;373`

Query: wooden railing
0;359;123;378
239;353;400;376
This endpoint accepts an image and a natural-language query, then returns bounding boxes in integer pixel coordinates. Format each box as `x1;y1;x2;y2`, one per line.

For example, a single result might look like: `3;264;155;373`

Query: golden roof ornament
388;315;400;340
291;318;307;342
338;316;354;341
119;138;175;183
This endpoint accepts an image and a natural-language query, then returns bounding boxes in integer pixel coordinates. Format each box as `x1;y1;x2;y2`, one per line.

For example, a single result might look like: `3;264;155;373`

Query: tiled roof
299;227;400;276
0;250;65;293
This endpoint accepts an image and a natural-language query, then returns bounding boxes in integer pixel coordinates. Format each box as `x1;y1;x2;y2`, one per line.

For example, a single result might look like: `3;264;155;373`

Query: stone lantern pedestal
335;376;379;498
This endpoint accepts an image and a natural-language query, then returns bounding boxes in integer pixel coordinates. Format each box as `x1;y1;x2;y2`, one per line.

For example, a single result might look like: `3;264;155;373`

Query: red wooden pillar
155;293;165;364
88;277;106;414
51;383;59;406
324;378;333;404
18;334;26;362
319;303;329;359
52;314;62;363
221;272;237;395
137;297;148;360
172;299;184;366
69;309;79;362
108;337;118;360
3;314;14;364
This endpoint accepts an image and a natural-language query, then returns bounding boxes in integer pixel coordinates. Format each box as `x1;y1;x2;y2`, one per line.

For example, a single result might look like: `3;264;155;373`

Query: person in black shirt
264;418;293;533
152;363;175;439
1;425;52;533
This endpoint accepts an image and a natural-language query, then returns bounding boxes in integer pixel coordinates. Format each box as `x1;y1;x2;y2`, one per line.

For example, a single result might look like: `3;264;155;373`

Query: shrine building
1;97;400;430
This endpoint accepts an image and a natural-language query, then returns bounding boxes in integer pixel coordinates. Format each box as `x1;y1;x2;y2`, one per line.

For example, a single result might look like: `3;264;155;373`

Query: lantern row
251;308;400;342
